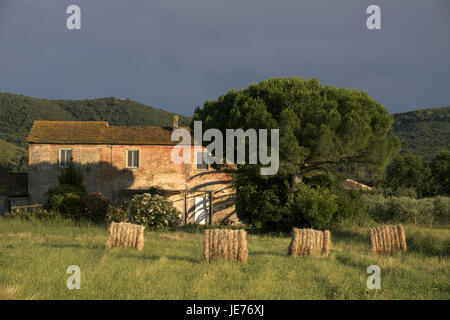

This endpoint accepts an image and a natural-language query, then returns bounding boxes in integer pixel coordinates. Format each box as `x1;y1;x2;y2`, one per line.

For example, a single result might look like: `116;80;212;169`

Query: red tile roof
26;121;189;145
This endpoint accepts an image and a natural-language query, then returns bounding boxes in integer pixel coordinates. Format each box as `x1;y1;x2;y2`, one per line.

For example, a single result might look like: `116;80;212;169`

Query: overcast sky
0;0;449;116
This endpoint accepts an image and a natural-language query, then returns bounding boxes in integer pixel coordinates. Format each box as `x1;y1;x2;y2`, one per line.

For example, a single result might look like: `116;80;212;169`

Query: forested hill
0;91;449;171
390;106;450;162
0;92;191;149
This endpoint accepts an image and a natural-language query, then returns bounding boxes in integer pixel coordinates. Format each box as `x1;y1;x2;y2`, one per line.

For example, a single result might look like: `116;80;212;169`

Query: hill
0;92;448;171
0;93;191;149
0;138;27;172
390;106;450;161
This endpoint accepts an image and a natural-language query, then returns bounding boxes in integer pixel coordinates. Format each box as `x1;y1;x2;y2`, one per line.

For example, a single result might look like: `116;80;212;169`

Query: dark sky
0;0;449;116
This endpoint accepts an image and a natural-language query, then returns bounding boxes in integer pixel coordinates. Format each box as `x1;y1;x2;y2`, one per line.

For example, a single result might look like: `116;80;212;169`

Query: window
196;151;209;170
127;150;139;168
59;149;72;167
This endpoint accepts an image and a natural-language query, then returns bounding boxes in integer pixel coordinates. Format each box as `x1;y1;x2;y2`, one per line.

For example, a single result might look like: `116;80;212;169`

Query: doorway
194;195;210;225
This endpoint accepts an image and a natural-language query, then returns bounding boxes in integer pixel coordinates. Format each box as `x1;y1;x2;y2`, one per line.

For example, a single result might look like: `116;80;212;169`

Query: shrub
82;192;111;222
235;166;292;232
236;167;374;231
107;202;130;223
430;149;450;196
433;196;450;226
384;154;431;197
45;164;86;217
289;185;338;230
108;193;182;230
303;174;372;226
45;184;84;200
302;174;334;190
362;194;450;227
333;188;371;225
5;208;61;221
48;191;85;216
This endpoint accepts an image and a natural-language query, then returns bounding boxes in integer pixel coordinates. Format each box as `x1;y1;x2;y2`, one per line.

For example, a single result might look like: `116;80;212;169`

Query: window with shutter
59;149;72;167
196;151;209;170
127;150;139;168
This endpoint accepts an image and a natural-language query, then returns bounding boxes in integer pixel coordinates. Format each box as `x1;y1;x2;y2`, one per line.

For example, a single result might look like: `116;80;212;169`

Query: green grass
0;218;448;300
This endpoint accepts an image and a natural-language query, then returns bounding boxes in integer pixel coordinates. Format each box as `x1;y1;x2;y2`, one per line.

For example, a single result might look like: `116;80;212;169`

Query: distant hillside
0;138;27;172
0;93;192;149
0;91;448;171
391;106;450;162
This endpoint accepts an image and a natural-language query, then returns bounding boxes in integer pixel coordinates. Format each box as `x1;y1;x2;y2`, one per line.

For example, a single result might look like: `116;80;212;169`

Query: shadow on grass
407;235;449;257
41;242;106;250
250;250;288;258
130;253;201;264
167;255;202;264
334;252;374;271
40;242;203;263
332;229;369;243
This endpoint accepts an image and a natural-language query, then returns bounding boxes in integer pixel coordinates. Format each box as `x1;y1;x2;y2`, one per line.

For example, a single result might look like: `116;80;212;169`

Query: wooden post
184;193;187;225
209;191;214;225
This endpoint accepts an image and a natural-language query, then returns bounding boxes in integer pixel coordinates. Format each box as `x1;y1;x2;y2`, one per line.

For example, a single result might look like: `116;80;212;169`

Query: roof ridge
106;125;168;129
26;120;187;145
32;120;109;123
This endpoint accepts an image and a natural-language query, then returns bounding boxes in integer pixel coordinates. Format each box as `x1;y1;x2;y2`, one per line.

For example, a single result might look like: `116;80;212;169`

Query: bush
235;166;292;232
433;196;450;226
362;194;450;227
108;193;182;230
304;174;372;227
236;168;375;231
430;149;450;196
45;184;84;200
81;192;111;222
333;189;372;226
289;185;338;229
5;208;61;222
107;202;130;223
48;191;85;217
45;164;86;217
384;154;431;197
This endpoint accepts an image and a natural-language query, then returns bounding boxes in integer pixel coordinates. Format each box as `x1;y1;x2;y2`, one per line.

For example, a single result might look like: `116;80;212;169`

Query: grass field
0;218;448;300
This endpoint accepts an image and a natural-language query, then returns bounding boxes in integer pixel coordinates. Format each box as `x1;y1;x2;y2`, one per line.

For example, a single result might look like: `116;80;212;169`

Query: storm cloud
0;0;449;115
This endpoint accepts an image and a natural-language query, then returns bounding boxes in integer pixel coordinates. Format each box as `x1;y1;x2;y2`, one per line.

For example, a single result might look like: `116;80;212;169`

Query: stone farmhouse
26;116;236;225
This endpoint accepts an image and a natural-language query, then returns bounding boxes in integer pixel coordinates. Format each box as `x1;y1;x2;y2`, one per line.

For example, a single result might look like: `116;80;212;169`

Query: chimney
172;115;179;130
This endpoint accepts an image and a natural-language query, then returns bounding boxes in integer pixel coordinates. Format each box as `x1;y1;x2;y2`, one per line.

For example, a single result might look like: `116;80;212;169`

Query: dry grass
107;222;145;251
0;285;20;300
370;224;407;254
204;229;248;263
288;228;331;256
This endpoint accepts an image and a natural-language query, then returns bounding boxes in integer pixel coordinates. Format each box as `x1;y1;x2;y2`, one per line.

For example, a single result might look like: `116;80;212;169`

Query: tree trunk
289;174;303;191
